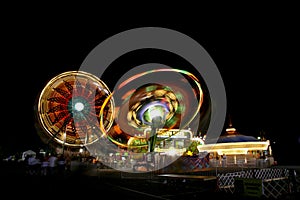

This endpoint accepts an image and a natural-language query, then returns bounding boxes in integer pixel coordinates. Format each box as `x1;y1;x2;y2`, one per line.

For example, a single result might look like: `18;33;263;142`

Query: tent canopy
216;134;259;143
204;134;259;144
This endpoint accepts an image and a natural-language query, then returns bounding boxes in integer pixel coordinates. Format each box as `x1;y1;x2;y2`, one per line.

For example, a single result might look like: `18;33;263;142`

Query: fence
216;167;298;199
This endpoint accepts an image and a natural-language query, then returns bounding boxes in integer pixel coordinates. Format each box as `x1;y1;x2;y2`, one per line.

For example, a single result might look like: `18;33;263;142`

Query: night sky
2;15;299;165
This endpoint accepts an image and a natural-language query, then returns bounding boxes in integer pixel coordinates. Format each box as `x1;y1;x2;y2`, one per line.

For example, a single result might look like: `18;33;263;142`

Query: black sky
1;13;299;165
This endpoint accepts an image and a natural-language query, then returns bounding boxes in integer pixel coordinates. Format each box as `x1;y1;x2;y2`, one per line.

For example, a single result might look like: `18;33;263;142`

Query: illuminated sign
144;128;192;139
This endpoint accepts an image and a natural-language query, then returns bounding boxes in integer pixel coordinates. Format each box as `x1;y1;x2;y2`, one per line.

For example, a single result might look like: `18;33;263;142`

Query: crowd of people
25;152;71;177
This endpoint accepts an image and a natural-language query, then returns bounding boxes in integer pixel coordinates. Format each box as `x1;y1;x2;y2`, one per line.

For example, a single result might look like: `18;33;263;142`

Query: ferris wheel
35;70;115;150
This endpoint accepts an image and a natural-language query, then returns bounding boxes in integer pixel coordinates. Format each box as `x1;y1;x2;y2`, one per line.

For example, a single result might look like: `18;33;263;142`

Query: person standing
28;154;40;175
57;154;66;177
221;154;227;167
48;153;58;176
40;155;49;176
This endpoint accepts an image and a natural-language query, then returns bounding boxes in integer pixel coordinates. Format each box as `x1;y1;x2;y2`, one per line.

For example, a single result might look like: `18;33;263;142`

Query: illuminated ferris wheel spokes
36;70;115;149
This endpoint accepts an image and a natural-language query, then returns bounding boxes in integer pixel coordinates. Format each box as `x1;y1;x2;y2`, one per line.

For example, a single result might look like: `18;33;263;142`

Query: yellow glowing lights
226;127;236;133
37;70;115;148
36;67;205;156
198;140;270;155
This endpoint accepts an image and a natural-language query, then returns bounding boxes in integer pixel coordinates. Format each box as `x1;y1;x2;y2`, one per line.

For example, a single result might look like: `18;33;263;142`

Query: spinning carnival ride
36;71;115;148
35;69;207;171
33;27;230;172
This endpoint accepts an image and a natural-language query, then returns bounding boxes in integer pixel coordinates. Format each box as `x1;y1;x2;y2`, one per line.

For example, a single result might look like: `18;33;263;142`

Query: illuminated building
198;120;274;167
143;128;193;156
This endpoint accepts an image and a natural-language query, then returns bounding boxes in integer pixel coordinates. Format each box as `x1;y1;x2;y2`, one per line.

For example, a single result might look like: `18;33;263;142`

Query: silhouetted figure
48;153;58;176
57;154;66;177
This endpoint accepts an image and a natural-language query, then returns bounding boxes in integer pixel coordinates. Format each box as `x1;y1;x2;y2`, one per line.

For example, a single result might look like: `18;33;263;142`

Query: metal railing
216;167;295;199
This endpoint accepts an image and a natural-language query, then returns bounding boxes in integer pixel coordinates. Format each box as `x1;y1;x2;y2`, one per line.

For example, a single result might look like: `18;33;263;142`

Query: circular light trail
36;27;226;173
36;70;115;149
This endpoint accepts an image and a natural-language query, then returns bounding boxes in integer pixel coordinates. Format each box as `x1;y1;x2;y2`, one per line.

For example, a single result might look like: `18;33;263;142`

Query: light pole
148;108;165;152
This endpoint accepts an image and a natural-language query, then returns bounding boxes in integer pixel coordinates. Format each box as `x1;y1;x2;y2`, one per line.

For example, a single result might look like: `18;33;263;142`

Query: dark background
1;12;299;165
